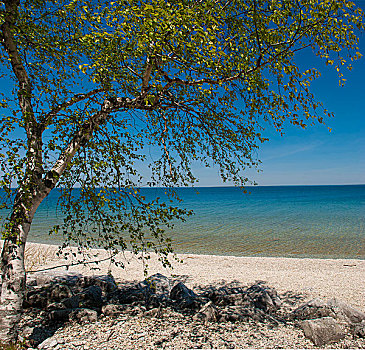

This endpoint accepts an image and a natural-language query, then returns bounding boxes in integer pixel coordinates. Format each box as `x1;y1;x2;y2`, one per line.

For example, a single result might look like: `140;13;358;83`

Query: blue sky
196;4;365;186
1;2;364;187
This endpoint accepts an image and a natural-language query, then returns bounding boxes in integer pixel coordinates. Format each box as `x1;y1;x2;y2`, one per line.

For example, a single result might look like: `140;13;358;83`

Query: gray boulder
77;285;103;309
77;275;117;296
48;309;72;322
69;308;98;323
219;305;257;322
102;303;127;316
244;283;282;312
139;273;171;297
62;295;80;309
24;288;49;309
352;320;365;338
327;298;365;324
193;301;218;323
31;271;82;287
208;288;245;307
291;298;335;320
49;284;73;302
37;337;59;350
300;317;346;346
292;298;365;325
170;281;202;309
138;273;172;307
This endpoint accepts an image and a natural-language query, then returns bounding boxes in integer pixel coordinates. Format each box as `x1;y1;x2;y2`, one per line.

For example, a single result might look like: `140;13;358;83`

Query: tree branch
41;88;104;126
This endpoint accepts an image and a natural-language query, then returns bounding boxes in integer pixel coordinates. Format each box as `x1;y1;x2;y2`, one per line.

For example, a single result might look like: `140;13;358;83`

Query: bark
0;187;45;343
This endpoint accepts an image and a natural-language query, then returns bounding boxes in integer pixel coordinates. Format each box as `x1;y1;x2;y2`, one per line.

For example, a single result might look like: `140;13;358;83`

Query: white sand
25;242;365;311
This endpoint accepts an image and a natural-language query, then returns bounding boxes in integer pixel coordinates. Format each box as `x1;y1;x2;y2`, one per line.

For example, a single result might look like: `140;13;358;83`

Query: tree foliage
0;0;363;321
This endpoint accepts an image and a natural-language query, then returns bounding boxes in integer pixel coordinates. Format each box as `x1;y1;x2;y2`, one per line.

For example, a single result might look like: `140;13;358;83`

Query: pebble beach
22;242;365;349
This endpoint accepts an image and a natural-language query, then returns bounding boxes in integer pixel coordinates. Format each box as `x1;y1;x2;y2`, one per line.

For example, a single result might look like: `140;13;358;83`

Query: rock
219;305;261;322
102;303;126;316
352;320;365;338
48;309;71;322
143;307;163;318
32;271;82;287
24;288;49;309
19;326;46;347
77;285;103;309
117;285;145;305
77;275;118;296
220;306;246;322
138;273;174;307
37;337;59;349
170;282;202;309
291;298;335;320
69;308;98;323
49;284;73;302
47;302;66;311
207;287;245;307
62;295;80;309
327;298;365;324
292;298;365;325
139;273;171;298
193;301;218;323
300;317;346;346
244;283;282;313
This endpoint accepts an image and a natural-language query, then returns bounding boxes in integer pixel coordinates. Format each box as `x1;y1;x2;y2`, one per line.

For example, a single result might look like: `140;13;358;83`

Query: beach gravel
22;243;365;349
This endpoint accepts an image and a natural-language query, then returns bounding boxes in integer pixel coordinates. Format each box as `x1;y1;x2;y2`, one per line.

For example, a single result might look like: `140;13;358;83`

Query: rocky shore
17;243;365;349
18;271;365;349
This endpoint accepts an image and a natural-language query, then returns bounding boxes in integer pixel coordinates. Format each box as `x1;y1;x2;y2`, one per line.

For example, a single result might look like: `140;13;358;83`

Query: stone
220;306;244;322
138;273;173;307
300;317;346;346
69;308;98;323
77;275;118;296
49;284;73;302
193;301;218;323
19;323;52;348
33;271;82;287
170;282;202;309
244;283;282;313
24;288;49;309
102;303;126;316
139;273;171;298
47;302;66;311
291;298;335;320
292;298;365;325
219;305;259;322
352;320;365;338
37;337;59;349
207;288;245;307
62;295;80;309
143;307;163;318
77;285;103;309
327;298;365;324
49;309;72;322
118;287;145;305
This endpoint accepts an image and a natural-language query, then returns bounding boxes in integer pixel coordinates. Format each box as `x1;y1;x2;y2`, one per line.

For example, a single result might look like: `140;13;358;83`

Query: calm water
3;185;365;259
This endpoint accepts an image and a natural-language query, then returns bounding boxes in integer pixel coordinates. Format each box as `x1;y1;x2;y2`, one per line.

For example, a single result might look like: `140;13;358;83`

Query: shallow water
2;185;365;259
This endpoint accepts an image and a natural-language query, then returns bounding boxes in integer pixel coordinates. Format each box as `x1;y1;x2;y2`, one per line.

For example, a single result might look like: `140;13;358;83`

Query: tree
0;0;363;343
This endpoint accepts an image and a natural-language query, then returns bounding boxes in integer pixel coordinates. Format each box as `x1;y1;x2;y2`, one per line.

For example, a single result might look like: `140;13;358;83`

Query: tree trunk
0;186;46;343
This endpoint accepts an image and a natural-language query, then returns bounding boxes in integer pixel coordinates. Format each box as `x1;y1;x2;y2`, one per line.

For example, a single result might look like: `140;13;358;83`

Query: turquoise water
3;185;365;259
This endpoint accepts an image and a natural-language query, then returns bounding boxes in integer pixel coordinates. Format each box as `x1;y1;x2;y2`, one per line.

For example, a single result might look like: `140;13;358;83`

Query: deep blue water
2;185;365;259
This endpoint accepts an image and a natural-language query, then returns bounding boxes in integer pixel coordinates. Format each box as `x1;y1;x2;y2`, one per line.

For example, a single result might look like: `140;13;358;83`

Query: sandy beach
25;242;365;310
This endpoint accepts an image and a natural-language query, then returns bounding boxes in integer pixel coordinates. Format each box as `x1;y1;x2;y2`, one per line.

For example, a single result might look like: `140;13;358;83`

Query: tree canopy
0;0;363;342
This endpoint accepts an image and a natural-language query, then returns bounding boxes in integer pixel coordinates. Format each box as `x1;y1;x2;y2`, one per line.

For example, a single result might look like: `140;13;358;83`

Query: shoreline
25;242;365;311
